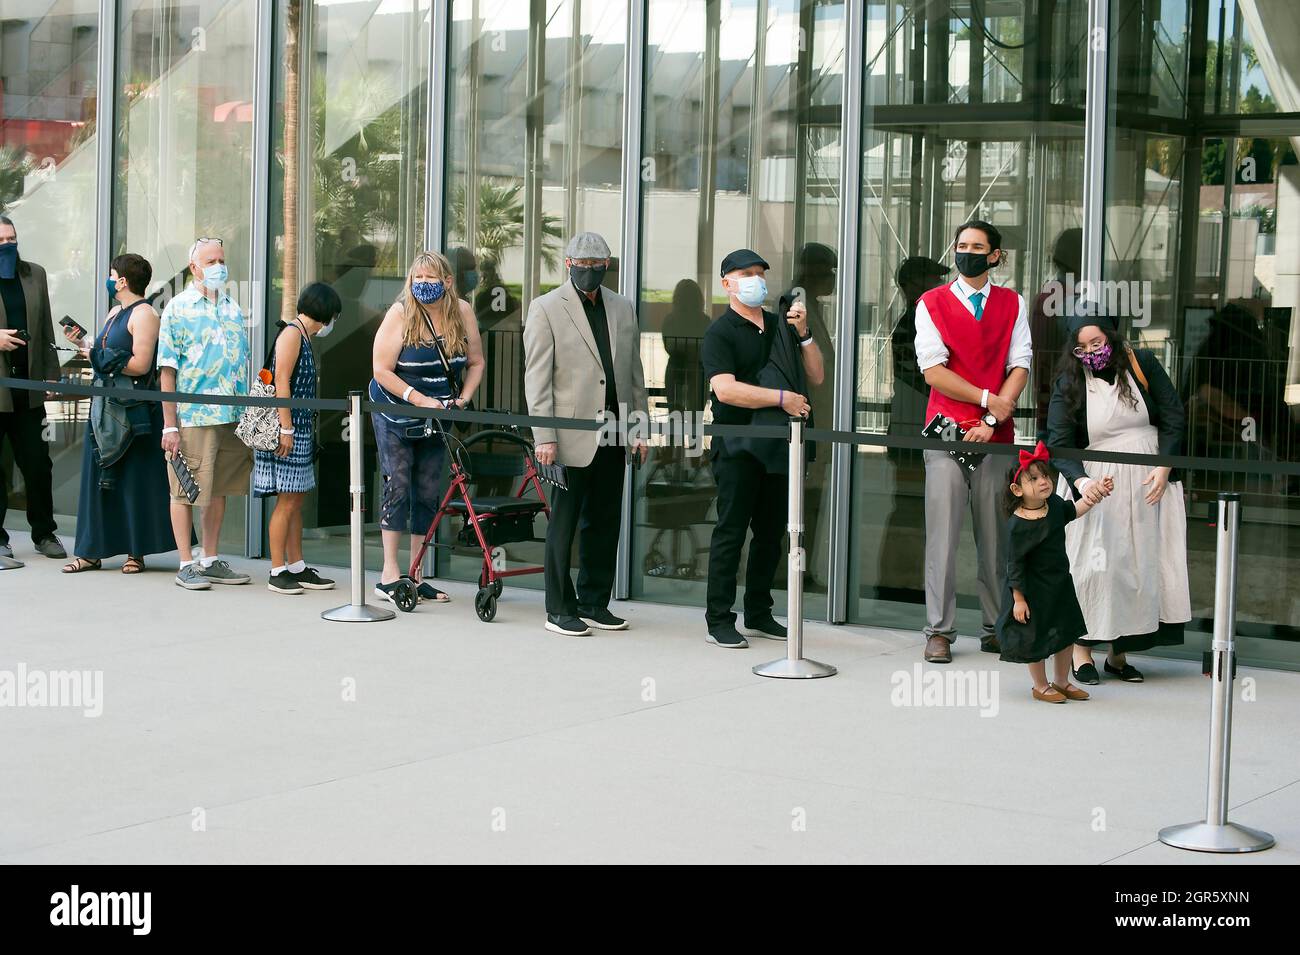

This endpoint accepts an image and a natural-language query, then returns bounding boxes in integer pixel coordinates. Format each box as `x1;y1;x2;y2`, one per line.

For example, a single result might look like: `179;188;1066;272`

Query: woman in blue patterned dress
254;282;340;595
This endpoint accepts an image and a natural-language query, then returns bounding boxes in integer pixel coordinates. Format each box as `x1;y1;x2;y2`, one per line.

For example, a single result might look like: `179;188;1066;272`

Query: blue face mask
0;243;17;280
411;280;445;304
732;275;767;307
106;276;120;298
201;263;228;290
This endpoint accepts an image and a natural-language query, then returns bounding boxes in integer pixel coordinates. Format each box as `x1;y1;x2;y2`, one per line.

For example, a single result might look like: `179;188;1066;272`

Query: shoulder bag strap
424;312;461;400
1126;345;1149;391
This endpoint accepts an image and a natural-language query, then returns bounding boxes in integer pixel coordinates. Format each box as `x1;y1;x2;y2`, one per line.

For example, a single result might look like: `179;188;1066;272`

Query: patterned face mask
1077;343;1112;370
411;280;445;304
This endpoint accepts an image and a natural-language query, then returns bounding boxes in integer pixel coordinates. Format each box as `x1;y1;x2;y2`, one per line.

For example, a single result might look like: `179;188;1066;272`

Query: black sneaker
705;624;749;649
545;614;591;636
293;567;336;590
577;606;629;630
743;617;788;640
268;571;304;595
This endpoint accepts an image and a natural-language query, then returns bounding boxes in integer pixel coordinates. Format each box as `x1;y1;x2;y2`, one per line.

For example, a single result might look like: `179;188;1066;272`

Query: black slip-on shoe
577;606;629;630
743;617;788;641
1072;662;1101;685
546;614;591;636
1104;659;1145;683
706;624;749;649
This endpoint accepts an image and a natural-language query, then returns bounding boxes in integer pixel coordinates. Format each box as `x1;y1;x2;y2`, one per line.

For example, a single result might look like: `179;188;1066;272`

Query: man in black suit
0;214;66;560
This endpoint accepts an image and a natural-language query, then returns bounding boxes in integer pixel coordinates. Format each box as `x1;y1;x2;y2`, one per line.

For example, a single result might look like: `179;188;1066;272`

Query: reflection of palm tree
0;147;35;212
281;0;302;321
449;179;563;268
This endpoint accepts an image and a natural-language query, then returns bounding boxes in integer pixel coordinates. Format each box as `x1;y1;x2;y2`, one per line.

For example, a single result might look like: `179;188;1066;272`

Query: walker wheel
491;579;503;598
474;588;497;622
393;578;419;613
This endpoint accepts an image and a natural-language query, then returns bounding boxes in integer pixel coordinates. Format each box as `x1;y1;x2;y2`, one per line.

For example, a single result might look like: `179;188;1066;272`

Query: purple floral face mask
1077;343;1112;370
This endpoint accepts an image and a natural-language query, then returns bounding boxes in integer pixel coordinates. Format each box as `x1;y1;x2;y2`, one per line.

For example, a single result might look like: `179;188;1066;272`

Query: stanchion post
753;416;836;679
1158;493;1272;852
322;391;394;623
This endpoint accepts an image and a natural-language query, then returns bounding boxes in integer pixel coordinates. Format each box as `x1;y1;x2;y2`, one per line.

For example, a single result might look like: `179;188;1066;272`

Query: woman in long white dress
1046;316;1191;684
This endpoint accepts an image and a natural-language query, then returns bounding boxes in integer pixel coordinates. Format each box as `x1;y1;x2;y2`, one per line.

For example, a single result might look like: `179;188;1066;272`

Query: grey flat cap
565;232;611;259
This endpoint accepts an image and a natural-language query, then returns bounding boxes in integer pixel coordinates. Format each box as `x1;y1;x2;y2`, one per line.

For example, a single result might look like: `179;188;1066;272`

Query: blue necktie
970;290;984;321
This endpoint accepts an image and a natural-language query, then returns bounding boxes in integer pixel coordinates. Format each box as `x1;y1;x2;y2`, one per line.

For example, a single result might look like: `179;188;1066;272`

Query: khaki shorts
167;423;253;507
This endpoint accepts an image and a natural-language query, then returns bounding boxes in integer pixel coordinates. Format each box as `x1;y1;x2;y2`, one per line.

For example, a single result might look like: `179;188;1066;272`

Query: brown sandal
61;557;101;574
122;556;145;574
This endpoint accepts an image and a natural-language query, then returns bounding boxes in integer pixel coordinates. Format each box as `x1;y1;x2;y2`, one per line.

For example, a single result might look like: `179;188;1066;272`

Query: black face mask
570;265;607;294
954;251;994;278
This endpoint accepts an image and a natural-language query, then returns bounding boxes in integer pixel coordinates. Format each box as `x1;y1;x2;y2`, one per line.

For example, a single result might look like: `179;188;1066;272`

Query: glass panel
0;0;100;534
443;0;627;588
113;0;258;553
632;0;846;619
1105;0;1300;665
849;0;1086;630
267;0;430;571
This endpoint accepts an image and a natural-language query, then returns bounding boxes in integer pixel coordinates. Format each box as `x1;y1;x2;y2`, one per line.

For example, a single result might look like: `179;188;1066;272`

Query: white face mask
315;317;336;339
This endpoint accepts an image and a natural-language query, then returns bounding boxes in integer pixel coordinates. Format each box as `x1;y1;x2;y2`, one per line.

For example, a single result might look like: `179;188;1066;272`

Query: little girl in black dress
997;442;1113;703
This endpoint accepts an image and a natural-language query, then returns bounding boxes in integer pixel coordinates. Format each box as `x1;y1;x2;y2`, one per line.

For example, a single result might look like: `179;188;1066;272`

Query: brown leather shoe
1050;681;1090;701
1032;685;1068;703
980;634;1000;654
924;635;952;663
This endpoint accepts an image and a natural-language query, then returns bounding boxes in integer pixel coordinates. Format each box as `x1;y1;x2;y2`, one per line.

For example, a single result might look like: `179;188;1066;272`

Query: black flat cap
720;248;770;276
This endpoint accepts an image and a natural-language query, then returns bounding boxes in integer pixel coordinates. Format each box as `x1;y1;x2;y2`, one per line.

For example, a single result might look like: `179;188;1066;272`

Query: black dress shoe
743;617;787;641
1104;659;1145;682
1072;662;1100;685
980;634;1001;654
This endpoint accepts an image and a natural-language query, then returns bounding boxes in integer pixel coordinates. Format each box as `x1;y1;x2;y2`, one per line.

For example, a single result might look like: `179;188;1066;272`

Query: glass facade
2;0;1298;667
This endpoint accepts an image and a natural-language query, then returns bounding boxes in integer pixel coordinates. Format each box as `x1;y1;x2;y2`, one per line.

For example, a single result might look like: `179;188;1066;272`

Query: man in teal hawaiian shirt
158;237;253;591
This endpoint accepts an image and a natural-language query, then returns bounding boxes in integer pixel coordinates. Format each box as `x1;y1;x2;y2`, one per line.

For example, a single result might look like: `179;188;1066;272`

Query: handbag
236;321;306;452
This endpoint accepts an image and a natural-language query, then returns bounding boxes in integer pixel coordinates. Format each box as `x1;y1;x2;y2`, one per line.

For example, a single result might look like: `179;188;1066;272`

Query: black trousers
0;404;57;546
705;450;787;629
544;444;624;615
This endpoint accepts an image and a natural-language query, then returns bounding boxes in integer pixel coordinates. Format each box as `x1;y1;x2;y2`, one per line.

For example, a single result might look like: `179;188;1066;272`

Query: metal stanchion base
0;555;24;570
752;658;838;679
321;603;395;623
1158;821;1275;853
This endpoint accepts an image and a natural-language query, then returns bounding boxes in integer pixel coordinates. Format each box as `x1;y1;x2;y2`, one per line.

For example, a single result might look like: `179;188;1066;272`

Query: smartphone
58;315;88;340
12;329;30;343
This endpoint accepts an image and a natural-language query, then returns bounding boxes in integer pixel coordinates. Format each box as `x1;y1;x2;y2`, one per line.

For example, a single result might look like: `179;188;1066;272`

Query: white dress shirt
914;275;1032;374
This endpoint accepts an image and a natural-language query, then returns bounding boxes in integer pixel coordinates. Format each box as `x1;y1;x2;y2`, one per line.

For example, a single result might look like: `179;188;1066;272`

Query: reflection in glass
633;0;846;618
0;1;101;529
267;0;430;568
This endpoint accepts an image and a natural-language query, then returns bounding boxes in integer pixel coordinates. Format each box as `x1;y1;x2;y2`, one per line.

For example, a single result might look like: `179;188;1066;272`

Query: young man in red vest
915;220;1031;663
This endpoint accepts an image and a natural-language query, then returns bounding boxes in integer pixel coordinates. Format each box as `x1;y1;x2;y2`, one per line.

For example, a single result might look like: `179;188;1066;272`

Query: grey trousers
922;449;1007;639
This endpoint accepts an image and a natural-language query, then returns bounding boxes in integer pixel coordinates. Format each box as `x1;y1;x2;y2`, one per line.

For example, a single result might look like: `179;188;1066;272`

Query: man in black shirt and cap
700;248;824;648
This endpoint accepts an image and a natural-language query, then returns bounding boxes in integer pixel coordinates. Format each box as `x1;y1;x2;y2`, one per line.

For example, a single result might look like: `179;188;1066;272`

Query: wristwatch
981;412;998;428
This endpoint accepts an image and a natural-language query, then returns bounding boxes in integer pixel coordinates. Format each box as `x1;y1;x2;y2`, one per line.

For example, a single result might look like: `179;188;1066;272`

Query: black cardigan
1046;347;1184;486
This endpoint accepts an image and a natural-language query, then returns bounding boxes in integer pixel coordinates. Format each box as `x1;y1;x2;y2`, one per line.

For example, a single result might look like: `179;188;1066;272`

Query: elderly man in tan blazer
523;232;648;636
0;214;66;560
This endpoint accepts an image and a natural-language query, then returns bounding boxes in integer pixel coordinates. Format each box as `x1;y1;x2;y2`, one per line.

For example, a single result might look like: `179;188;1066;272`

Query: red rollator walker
386;415;554;621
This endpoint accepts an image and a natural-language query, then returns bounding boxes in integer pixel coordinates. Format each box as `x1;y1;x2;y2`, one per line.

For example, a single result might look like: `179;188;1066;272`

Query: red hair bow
1013;440;1051;483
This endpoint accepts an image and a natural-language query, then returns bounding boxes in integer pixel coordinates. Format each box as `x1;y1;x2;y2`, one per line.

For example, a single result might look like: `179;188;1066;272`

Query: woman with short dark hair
62;253;177;573
1047;316;1190;683
253;281;341;595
